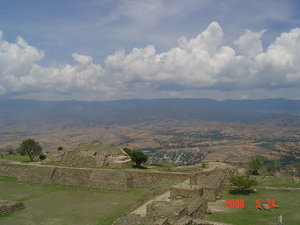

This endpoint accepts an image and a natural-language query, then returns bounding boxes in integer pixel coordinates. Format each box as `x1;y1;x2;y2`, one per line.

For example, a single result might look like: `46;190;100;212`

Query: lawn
0;154;40;162
255;176;300;188
203;188;300;225
0;176;150;225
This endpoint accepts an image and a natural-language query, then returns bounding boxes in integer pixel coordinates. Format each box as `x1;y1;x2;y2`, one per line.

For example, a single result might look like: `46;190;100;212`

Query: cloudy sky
0;0;300;101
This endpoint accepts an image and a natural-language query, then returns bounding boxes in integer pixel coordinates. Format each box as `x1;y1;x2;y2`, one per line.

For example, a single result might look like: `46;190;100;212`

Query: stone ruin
114;166;235;225
43;144;132;168
171;167;235;201
114;197;208;225
0;200;25;216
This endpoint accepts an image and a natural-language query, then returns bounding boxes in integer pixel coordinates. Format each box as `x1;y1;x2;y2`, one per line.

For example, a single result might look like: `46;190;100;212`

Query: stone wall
90;170;133;189
50;167;93;187
0;200;25;216
130;170;188;187
0;163;54;184
192;219;232;225
146;197;207;225
190;168;227;201
170;184;203;198
0;162;188;190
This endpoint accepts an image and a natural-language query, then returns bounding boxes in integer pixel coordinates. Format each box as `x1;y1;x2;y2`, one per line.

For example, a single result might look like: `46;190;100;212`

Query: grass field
0;176;151;225
203;188;300;225
256;176;300;188
0;154;41;162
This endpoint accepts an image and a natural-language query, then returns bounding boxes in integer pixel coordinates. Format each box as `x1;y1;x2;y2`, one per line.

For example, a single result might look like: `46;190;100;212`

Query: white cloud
72;53;93;65
0;84;5;96
234;29;266;58
0;22;300;100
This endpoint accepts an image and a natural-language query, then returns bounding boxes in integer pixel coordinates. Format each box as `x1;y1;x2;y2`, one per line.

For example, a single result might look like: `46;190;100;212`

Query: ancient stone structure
147;197;207;224
42;144;132;168
192;220;232;225
170;183;203;198
0;160;234;225
114;166;235;225
0;162;188;190
0;200;25;216
171;167;234;201
114;197;208;225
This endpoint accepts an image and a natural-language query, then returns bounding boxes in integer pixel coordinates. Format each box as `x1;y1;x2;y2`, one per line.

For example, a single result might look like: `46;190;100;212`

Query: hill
0;98;299;126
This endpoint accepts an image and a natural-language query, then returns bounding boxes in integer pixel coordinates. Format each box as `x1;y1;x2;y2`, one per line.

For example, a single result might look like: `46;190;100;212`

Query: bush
230;176;258;195
123;147;132;156
8;148;16;155
39;154;47;160
57;146;64;151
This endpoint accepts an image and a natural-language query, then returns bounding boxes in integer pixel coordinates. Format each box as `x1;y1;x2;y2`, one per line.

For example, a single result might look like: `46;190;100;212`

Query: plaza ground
0;176;151;225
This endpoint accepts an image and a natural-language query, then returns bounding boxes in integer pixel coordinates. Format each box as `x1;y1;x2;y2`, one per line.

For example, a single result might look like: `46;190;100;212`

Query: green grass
0;176;149;225
255;176;300;188
203;188;300;225
0;154;40;162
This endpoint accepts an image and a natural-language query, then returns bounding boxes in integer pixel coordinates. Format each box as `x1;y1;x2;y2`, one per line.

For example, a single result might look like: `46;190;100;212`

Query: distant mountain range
0;98;300;126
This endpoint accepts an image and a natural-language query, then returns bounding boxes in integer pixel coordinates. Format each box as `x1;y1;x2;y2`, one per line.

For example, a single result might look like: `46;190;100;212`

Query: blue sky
0;0;300;100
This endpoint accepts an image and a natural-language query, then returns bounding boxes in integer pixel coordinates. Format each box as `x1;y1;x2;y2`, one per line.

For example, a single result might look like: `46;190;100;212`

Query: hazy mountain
0;98;299;126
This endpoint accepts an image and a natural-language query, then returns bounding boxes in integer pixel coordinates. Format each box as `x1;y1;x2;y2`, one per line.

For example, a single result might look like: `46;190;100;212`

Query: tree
230;176;258;194
248;155;263;175
57;146;64;151
131;151;148;168
8;148;16;155
39;154;47;160
293;162;300;177
265;160;278;176
19;139;42;162
123;147;132;157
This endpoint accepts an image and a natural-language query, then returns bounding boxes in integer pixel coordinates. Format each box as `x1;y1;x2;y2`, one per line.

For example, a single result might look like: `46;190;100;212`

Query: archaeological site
0;144;238;225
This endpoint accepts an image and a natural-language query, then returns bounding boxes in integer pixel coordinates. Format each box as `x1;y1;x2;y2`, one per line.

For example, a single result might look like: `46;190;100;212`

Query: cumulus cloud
0;22;300;100
234;29;266;58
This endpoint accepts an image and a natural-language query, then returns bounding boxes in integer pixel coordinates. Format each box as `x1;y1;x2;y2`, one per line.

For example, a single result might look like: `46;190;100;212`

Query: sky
0;0;300;101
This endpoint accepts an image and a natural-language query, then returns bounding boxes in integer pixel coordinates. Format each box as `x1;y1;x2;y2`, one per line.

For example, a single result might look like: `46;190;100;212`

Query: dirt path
130;190;171;217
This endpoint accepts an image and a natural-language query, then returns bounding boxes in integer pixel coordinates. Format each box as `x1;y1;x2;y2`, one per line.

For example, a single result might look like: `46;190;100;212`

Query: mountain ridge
0;98;299;126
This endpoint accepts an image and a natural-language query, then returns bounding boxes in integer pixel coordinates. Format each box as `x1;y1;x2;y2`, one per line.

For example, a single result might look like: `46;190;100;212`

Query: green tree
293;162;300;177
123;147;132;157
248;155;263;175
230;176;258;194
265;160;278;175
131;151;148;168
39;154;47;160
19;139;42;162
57;146;64;151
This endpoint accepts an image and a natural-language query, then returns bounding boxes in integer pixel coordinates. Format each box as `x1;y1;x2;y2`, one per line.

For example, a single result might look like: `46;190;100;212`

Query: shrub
230;176;258;194
8;148;16;155
39;154;47;160
123;147;132;156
